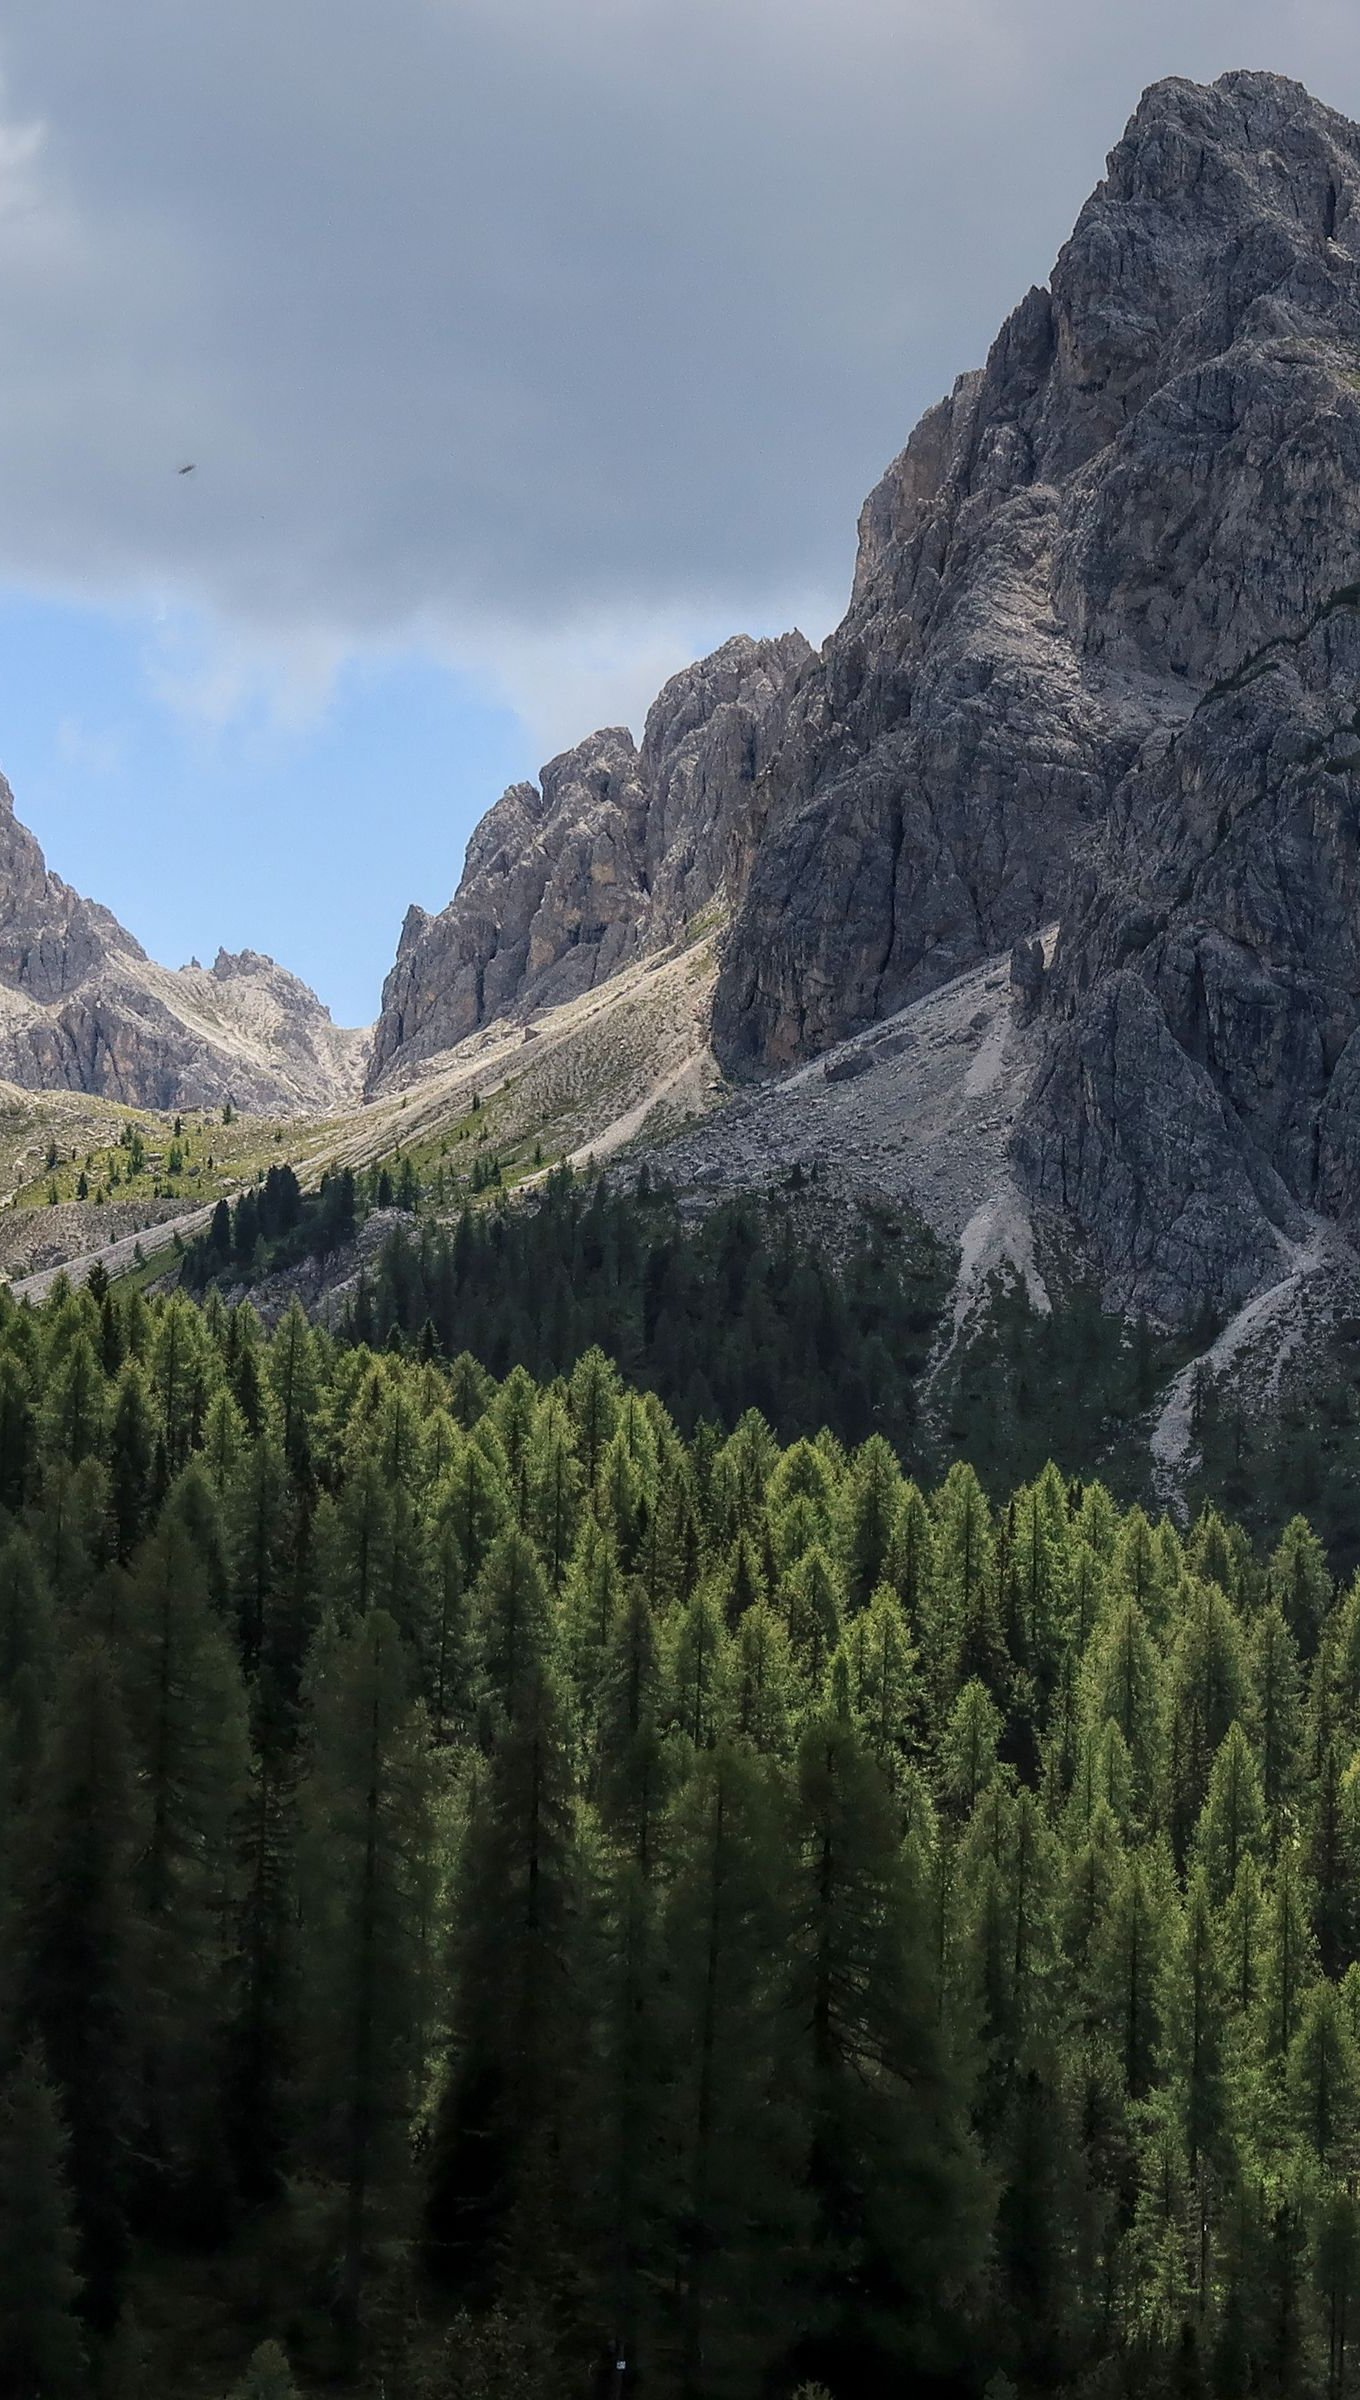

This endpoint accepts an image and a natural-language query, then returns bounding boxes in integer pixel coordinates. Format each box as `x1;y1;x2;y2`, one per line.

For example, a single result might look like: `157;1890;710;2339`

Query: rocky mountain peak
367;631;808;1088
705;69;1360;1128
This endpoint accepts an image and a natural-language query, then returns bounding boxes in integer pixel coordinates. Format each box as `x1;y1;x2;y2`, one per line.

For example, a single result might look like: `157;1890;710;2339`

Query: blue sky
0;590;529;1026
0;2;1354;1029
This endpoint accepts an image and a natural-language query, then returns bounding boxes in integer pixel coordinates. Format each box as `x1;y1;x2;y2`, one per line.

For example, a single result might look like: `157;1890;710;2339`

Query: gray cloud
0;0;1356;741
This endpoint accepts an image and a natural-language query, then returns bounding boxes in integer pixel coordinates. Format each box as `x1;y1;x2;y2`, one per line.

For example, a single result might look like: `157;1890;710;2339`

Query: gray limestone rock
368;633;810;1087
363;68;1360;1327
713;69;1360;1079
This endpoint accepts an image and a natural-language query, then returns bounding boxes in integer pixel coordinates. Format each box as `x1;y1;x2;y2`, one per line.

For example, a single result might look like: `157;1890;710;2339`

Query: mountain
369;67;1360;1335
368;632;809;1087
8;67;1358;1335
0;777;365;1112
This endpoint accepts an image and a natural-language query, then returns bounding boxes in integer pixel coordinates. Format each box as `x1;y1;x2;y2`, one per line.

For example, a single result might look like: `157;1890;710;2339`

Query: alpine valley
14;61;1360;2400
9;69;1360;1538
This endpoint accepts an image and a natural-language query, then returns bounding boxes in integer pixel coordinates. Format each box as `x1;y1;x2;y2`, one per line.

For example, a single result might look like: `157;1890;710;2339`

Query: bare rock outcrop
1007;73;1360;1318
713;70;1360;1077
365;68;1360;1329
368;632;809;1087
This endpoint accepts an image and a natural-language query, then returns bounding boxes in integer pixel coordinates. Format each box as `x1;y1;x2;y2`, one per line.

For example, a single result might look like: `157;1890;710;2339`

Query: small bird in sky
177;463;196;475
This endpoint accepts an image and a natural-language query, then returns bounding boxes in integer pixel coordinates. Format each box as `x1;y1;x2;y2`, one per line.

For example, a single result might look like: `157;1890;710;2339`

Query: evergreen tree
299;1610;436;2341
653;1743;799;2399
837;1436;903;1616
229;2340;301;2400
1287;1982;1359;2167
1194;1720;1268;1905
121;1514;251;2219
426;1653;580;2320
666;1588;730;1752
1158;1871;1227;2176
0;2051;86;2398
941;1678;1003;1816
22;1643;138;2329
107;1361;156;1563
786;1709;985;2389
475;1529;553;1726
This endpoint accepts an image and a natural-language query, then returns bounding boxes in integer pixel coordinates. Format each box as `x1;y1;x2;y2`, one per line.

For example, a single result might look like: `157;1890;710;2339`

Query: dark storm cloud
0;0;1355;725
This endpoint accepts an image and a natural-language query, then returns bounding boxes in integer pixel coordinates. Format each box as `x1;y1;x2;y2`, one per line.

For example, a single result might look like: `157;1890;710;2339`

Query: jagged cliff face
364;68;1360;1323
686;67;1360;1326
1007;72;1360;1320
0;779;366;1113
368;632;810;1087
712;70;1360;1082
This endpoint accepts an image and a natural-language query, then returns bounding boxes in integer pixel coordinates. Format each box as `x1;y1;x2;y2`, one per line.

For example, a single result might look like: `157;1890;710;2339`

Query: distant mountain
0;777;365;1112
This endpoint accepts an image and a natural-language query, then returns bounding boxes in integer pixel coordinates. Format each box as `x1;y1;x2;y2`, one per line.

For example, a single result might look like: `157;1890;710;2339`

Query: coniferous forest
9;1270;1360;2396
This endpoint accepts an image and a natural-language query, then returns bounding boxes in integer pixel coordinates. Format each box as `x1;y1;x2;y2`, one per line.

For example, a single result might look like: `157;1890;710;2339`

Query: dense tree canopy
4;1273;1360;2394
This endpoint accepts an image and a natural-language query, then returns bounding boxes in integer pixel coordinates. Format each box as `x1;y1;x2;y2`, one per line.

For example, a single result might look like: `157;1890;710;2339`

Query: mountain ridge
4;68;1360;1340
367;65;1360;1330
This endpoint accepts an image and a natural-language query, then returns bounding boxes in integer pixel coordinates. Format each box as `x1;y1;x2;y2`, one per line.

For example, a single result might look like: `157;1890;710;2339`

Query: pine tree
475;1529;553;1727
527;1400;582;1589
1287;1982;1359;2167
441;1431;512;1584
41;1334;106;1470
578;1642;669;2393
22;1643;138;2330
0;2051;86;2397
666;1588;729;1752
722;1600;796;1758
1249;1602;1303;1829
595;1585;672;1870
1194;1721;1268;1905
560;1518;623;1764
786;1709;985;2388
1270;1516;1333;1657
941;1678;1003;1817
653;1743;799;2399
299;1609;436;2342
837;1436;903;1616
932;1461;999;1699
424;1500;482;1746
841;1585;922;1790
0;1351;35;1511
426;1652;580;2319
1158;1871;1227;2176
1164;1583;1252;1859
780;1545;842;1695
121;1513;251;2220
1258;1844;1321;2065
1083;1595;1164;1819
229;2339;300;2399
227;1432;292;1670
1090;1848;1173;2101
569;1346;620;1486
107;1361;156;1563
268;1303;320;1482
227;1673;298;2203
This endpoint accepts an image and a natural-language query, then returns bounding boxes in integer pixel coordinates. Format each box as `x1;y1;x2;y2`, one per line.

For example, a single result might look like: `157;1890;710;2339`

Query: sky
0;1;1356;1025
